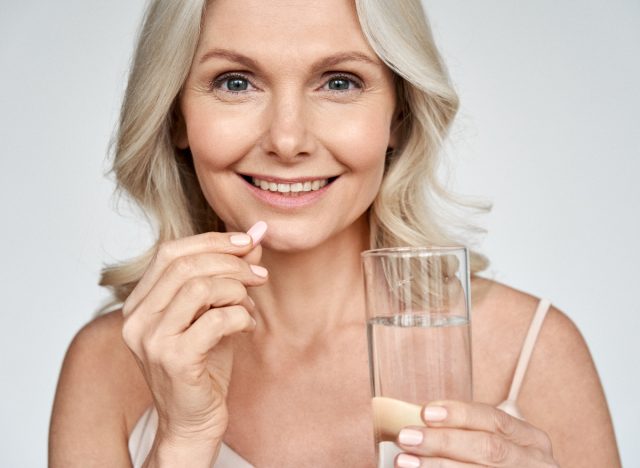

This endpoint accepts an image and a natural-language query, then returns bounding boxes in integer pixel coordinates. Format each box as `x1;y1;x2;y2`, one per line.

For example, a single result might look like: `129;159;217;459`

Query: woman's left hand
395;400;560;467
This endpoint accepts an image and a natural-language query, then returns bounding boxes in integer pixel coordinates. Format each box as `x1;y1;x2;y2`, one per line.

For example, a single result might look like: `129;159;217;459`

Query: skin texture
176;0;397;253
49;0;621;467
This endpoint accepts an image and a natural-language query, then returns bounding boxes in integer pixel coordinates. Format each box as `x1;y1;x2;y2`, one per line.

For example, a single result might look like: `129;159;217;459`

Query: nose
259;91;316;162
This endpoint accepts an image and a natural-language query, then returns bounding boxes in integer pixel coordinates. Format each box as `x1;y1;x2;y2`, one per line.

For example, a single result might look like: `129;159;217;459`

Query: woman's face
178;0;398;251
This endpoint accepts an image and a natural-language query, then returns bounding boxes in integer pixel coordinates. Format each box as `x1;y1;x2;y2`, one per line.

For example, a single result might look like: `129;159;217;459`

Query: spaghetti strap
496;299;551;420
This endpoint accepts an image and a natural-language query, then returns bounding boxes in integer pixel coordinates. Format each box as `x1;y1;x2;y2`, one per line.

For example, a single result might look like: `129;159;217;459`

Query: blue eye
328;78;350;90
212;74;253;93
325;75;362;91
225;78;249;91
225;77;249;91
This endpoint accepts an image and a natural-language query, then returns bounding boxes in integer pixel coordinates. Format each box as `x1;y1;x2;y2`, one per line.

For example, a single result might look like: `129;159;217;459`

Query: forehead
199;0;378;62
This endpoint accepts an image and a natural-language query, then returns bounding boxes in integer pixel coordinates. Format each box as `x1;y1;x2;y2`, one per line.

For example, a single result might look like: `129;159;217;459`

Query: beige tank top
128;299;552;467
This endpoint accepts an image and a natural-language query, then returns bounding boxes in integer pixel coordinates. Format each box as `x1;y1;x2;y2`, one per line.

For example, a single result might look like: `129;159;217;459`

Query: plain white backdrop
1;1;638;466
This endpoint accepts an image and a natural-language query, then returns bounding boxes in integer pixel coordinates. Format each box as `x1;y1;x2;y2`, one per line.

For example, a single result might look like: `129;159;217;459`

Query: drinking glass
361;247;473;467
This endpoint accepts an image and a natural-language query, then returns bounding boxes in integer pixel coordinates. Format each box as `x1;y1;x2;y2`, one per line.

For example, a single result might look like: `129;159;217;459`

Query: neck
250;215;370;348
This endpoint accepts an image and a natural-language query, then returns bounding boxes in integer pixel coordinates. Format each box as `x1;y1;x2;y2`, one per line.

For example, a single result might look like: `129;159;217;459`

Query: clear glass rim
361;245;468;258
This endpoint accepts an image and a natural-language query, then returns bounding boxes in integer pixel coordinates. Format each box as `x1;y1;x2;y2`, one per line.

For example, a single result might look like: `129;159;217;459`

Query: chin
259;213;369;255
260;222;328;253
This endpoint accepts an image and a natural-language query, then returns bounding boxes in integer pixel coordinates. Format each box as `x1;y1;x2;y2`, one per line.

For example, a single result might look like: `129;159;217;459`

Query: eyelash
209;72;364;94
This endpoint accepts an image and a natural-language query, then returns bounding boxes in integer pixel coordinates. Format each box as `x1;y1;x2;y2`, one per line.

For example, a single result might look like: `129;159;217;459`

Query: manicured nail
230;234;251;246
247;221;267;245
423;405;448;422
398;428;423;446
396;453;421;468
250;264;268;277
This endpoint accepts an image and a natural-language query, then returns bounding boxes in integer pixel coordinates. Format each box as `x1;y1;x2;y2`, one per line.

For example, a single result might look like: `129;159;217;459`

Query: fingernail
423;405;447;422
230;234;251;246
247;221;267;245
396;453;421;468
248;296;255;307
398;428;423;446
250;264;268;277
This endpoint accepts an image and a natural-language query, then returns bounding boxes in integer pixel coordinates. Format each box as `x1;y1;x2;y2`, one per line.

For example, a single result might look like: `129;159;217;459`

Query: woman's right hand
121;222;268;461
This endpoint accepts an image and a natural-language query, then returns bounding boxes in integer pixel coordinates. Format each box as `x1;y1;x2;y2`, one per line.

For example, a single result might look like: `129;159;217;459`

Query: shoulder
472;278;620;466
49;310;151;466
470;278;551;392
470;278;591;406
471;276;588;361
471;277;581;349
55;310;151;425
471;277;591;391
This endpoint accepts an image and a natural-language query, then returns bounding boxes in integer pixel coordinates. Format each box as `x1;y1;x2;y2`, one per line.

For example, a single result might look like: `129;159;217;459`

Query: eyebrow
198;48;381;73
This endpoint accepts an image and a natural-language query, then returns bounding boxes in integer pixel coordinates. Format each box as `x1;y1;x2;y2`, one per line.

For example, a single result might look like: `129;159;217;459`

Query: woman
49;0;620;466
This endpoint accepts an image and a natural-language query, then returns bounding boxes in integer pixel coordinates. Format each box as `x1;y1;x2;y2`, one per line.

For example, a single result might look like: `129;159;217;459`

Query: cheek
318;105;391;174
185;104;261;169
182;104;263;219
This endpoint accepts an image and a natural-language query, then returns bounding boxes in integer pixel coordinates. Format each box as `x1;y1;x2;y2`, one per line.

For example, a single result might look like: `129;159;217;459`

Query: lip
238;173;338;208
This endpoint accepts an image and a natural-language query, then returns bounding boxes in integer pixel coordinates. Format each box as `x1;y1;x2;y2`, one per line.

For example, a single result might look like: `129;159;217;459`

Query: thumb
243;244;262;265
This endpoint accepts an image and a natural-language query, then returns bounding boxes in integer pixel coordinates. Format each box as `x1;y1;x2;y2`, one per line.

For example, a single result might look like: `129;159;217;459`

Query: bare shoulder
470;278;545;401
471;277;621;467
470;278;585;358
49;310;151;467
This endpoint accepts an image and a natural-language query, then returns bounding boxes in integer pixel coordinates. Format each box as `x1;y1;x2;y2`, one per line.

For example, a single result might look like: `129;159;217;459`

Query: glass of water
361;247;473;467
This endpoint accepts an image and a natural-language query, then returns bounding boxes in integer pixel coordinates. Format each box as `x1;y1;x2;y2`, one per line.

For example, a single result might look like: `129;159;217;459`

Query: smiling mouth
240;175;339;196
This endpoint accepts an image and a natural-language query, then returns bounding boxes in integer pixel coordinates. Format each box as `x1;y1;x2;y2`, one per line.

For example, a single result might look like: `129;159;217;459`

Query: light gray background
1;1;638;466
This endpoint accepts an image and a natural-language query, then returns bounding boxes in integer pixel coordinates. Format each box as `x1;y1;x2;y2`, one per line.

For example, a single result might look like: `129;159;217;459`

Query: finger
123;221;267;317
397;426;547;467
155;277;253;333
183;305;256;355
396;453;481;467
131;252;268;322
242;243;263;266
421;400;551;451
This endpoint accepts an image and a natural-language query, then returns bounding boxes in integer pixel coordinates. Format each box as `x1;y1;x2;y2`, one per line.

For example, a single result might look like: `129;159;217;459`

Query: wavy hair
99;0;488;311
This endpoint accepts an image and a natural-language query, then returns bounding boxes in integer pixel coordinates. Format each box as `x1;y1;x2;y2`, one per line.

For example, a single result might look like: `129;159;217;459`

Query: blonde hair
99;0;488;311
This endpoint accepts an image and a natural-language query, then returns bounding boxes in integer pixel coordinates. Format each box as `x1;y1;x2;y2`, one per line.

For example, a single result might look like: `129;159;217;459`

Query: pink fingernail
398;428;423;446
247;221;267;245
423;405;447;422
396;453;421;468
250;264;268;278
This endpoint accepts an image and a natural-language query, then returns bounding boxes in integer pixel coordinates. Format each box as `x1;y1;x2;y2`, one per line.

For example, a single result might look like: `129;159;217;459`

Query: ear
172;105;189;150
388;108;403;150
389;75;406;151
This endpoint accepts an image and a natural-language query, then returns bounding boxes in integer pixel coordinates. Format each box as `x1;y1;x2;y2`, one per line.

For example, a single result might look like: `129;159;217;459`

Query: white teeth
250;177;331;193
277;183;290;193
